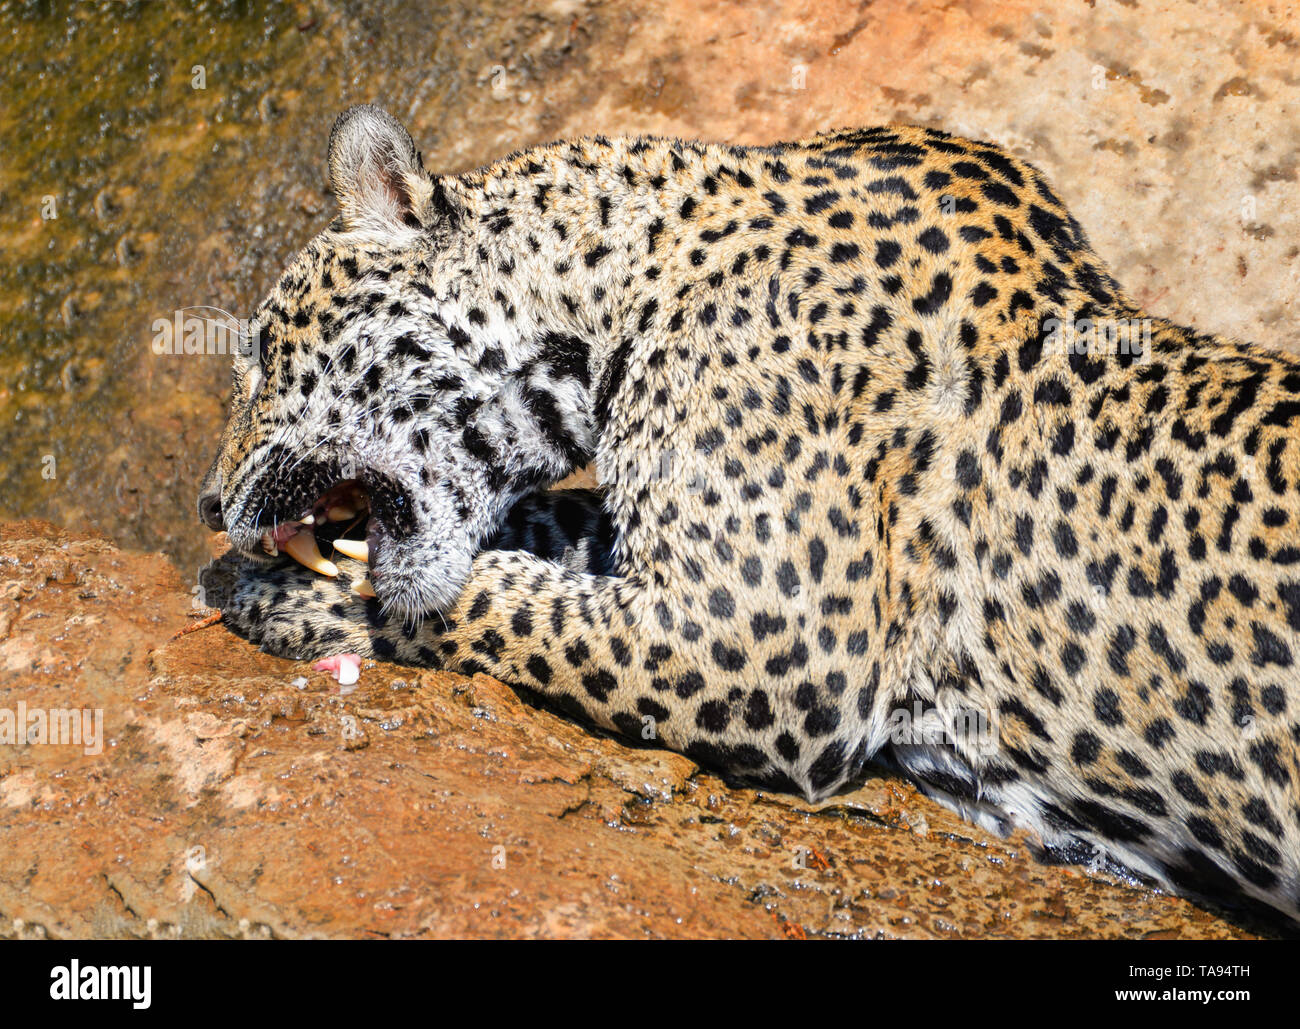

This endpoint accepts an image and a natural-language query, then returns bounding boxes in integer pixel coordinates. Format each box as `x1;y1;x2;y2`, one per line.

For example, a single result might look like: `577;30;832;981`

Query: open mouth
227;455;444;618
257;479;378;599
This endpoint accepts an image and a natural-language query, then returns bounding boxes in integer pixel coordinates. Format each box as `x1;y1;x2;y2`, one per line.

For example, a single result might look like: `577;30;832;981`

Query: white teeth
332;538;369;562
300;513;316;526
282;529;339;577
325;505;357;522
352;578;377;599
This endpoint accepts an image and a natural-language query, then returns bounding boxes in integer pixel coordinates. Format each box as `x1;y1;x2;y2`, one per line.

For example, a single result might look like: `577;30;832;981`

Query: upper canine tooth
282;530;339;577
332;538;369;562
326;505;357;522
300;513;316;526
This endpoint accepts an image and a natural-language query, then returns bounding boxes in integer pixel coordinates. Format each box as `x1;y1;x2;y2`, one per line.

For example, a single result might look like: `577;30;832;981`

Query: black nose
198;490;225;531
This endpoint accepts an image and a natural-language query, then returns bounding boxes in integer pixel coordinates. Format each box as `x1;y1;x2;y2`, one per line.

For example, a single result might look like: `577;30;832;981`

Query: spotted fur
199;105;1300;931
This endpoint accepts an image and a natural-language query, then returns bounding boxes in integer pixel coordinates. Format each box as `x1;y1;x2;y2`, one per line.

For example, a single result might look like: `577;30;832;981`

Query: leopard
196;104;1300;933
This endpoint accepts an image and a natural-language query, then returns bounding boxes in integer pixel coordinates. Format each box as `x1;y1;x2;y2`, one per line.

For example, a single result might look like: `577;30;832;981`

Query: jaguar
197;104;1300;932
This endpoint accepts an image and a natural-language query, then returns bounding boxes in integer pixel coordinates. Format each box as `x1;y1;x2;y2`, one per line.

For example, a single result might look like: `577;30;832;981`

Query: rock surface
0;521;1255;938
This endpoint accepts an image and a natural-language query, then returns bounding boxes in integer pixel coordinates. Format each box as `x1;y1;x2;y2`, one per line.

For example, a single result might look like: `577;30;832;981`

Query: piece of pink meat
313;653;361;687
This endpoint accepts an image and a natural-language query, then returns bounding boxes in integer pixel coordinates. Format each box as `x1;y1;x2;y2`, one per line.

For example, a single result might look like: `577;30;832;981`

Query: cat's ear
327;104;433;233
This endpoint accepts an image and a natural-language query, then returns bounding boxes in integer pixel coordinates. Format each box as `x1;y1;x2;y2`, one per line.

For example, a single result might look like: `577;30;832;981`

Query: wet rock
0;521;1255;938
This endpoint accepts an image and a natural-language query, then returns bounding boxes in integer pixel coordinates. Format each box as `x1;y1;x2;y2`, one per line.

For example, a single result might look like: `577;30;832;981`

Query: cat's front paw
198;552;437;664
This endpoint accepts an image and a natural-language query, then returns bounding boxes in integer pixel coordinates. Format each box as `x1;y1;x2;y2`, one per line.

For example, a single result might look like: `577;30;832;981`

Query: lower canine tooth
332;538;369;562
283;530;339;577
326;505;357;522
352;578;377;598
